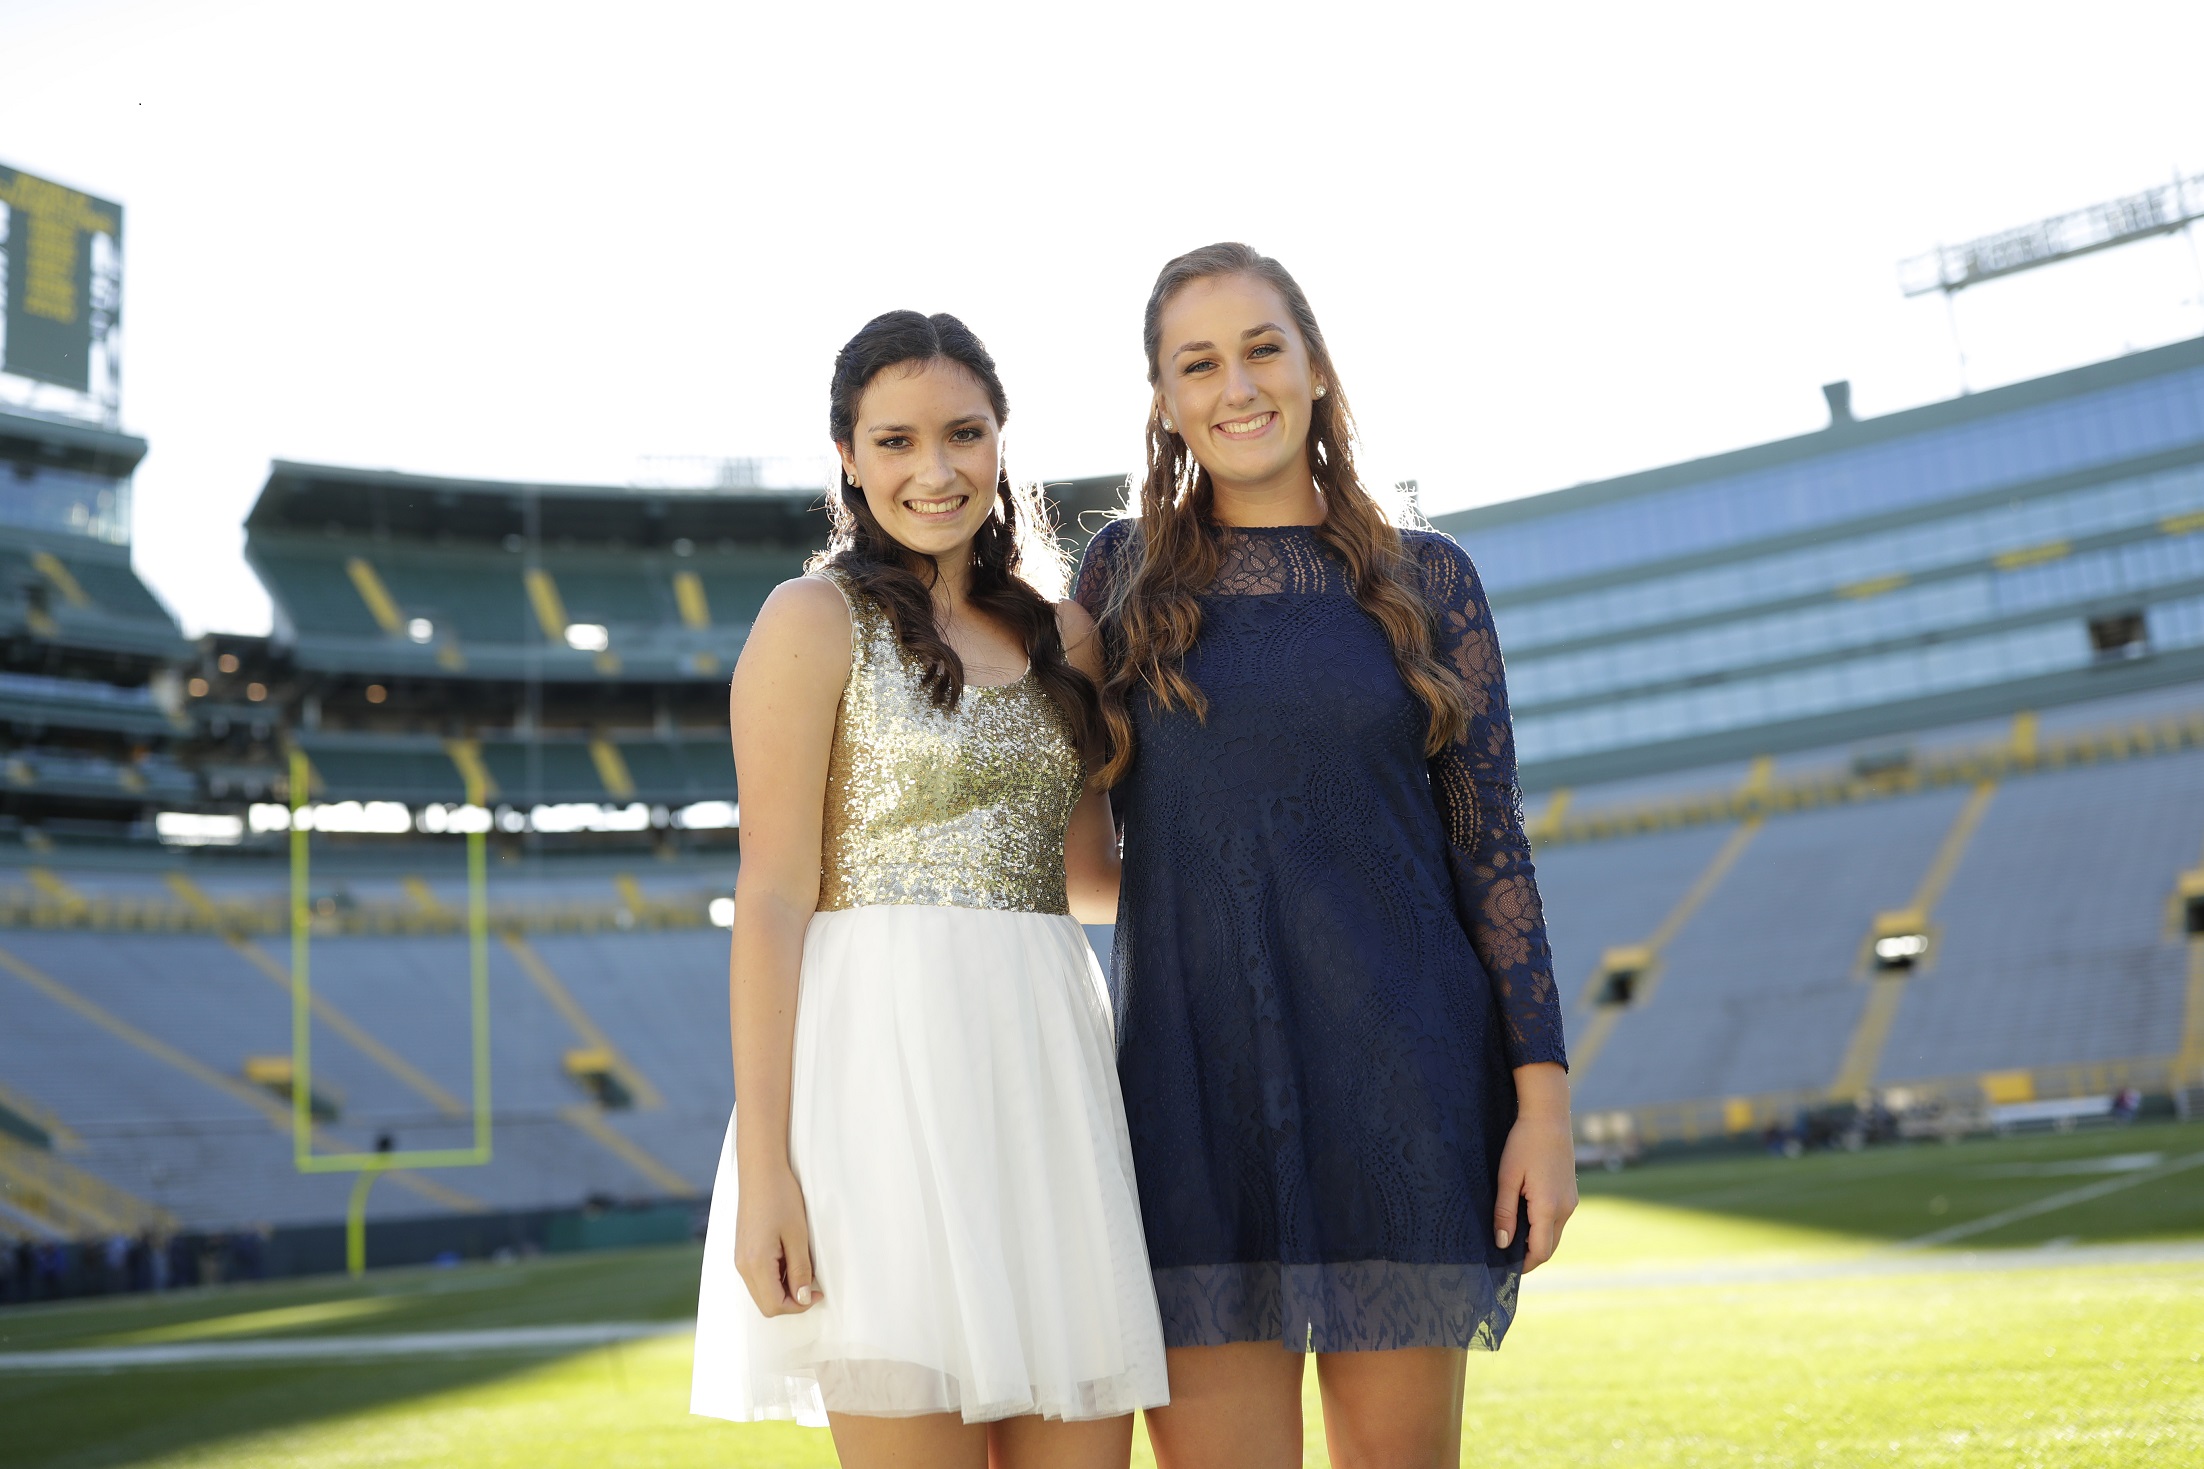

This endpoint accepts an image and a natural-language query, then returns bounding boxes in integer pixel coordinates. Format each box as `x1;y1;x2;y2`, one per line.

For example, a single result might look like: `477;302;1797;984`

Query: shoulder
1053;596;1098;642
1399;525;1470;568
743;574;854;665
1087;516;1136;551
1053;597;1104;677
1081;516;1140;569
1399;527;1483;601
1071;517;1140;612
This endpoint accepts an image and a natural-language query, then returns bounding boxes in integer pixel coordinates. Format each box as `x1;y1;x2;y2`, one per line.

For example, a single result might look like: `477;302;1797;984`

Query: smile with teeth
1214;412;1277;438
904;494;969;517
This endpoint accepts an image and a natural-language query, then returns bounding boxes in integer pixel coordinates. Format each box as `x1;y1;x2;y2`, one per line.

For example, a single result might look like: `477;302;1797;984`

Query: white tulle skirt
690;905;1169;1427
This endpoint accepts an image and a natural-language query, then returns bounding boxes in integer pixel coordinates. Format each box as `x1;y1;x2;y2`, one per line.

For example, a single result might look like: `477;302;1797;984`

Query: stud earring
1313;383;1328;399
1162;417;1175;432
845;471;859;487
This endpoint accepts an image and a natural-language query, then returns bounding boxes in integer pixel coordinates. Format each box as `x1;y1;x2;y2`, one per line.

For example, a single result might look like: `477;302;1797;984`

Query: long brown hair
815;309;1105;768
1093;243;1468;785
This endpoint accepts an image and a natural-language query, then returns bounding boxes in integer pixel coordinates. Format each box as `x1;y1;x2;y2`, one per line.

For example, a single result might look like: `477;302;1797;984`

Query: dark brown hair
817;309;1105;768
1092;243;1469;785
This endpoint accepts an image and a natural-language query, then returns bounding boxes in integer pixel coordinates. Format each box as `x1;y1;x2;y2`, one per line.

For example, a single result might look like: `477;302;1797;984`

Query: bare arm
1057;598;1120;926
727;575;849;1316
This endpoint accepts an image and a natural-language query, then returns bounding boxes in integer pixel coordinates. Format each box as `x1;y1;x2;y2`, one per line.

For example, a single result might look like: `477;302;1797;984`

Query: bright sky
4;0;2203;637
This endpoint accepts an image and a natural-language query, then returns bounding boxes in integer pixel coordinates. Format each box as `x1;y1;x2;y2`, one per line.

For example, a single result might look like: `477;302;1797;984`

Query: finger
737;1258;785;1317
1524;1200;1558;1273
784;1232;821;1309
1493;1172;1523;1250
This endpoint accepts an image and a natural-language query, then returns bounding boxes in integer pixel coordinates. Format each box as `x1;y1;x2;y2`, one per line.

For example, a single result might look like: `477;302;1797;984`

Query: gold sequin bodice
816;569;1083;916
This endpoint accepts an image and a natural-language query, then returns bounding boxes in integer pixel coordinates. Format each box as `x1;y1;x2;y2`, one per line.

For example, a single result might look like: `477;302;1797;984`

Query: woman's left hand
1494;1061;1577;1272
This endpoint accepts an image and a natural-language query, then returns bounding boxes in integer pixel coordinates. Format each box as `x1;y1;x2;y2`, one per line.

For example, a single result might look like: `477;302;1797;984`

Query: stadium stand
243;460;819;683
0;408;194;850
0;873;736;1231
1882;746;2198;1080
1535;672;2202;1148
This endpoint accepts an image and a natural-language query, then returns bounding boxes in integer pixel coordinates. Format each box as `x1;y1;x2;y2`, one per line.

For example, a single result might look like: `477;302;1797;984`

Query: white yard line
1896;1148;2204;1249
0;1321;688;1372
1531;1238;2204;1293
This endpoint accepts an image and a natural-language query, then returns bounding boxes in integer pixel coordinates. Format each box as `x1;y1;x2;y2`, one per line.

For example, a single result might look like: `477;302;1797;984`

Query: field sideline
3;1121;2200;1468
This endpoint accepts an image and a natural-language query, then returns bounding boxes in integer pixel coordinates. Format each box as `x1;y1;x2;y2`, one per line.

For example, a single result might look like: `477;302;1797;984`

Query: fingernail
796;1285;812;1305
1496;1230;1511;1248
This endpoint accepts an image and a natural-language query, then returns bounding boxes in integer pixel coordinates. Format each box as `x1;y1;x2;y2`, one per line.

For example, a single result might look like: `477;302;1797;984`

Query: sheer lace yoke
1203;524;1343;597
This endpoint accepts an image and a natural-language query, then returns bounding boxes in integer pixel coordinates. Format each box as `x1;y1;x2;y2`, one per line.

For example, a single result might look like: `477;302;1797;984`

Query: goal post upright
288;746;494;1176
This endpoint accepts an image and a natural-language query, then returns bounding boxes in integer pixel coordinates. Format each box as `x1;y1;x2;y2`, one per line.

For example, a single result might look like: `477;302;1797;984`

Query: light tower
1899;172;2204;389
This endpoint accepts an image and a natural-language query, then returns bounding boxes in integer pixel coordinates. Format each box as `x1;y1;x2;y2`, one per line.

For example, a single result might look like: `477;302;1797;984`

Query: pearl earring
846;471;859;487
1313;383;1328;399
1162;417;1175;432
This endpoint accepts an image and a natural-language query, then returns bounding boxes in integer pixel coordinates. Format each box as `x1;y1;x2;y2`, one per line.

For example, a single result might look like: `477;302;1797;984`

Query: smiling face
837;357;1003;567
1154;272;1324;499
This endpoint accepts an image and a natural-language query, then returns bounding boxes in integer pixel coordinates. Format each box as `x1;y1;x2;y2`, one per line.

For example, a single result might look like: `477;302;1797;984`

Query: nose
911;442;957;493
1218;358;1258;408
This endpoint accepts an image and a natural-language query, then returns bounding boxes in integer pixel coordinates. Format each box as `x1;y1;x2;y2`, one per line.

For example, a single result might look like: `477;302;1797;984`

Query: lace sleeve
1071;517;1131;618
1412;532;1568;1071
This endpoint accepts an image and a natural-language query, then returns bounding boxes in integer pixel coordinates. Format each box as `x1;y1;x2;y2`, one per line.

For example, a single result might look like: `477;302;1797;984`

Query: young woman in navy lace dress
1072;243;1576;1469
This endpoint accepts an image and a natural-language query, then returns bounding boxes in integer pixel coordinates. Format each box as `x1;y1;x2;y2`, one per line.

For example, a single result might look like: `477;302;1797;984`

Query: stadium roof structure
0;406;148;480
1439;333;2204;546
246;460;823;549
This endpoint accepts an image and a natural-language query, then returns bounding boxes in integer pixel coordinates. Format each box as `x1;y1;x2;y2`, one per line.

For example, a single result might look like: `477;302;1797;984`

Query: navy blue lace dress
1073;519;1567;1354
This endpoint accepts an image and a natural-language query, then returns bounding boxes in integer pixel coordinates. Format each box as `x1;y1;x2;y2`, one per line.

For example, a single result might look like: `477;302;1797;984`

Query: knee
1323;1417;1459;1469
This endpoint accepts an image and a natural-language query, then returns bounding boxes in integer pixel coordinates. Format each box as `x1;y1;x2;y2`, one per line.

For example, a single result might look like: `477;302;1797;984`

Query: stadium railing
0;1132;177;1238
1577;1053;2180;1153
0;884;719;936
1531;705;2204;848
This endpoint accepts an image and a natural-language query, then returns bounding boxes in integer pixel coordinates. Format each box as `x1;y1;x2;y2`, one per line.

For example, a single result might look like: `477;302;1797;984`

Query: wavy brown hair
814;309;1105;768
1092;242;1468;786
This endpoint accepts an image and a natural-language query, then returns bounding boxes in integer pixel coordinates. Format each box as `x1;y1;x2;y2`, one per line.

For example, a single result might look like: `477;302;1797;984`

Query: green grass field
5;1121;2201;1468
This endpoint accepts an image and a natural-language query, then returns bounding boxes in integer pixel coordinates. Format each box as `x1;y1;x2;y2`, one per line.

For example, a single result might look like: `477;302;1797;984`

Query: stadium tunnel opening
2087;610;2147;662
1596;946;1651;1007
1869;909;1932;972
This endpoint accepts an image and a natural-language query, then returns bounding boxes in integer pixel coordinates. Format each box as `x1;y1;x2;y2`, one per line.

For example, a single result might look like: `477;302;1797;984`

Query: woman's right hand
734;1165;822;1316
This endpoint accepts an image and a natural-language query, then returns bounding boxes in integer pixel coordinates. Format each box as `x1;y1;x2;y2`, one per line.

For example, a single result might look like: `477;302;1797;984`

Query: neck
1207;454;1325;528
919;547;974;612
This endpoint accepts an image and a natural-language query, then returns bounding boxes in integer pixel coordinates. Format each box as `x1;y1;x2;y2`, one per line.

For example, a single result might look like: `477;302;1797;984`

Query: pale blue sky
3;0;2202;635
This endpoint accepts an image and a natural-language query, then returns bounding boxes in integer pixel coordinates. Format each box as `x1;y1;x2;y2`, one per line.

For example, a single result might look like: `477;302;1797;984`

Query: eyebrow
1172;322;1287;359
862;414;991;435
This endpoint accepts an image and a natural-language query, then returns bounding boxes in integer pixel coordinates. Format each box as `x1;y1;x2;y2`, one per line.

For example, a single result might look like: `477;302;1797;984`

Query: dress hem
1152;1258;1522;1354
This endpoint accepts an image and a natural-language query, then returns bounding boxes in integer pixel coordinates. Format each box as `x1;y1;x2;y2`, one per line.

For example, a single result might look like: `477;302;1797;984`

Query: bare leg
1142;1342;1304;1469
988;1412;1135;1469
1313;1347;1466;1469
828;1410;987;1469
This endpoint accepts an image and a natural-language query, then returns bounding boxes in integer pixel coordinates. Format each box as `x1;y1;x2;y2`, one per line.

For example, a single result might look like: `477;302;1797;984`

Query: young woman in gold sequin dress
690;311;1168;1467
